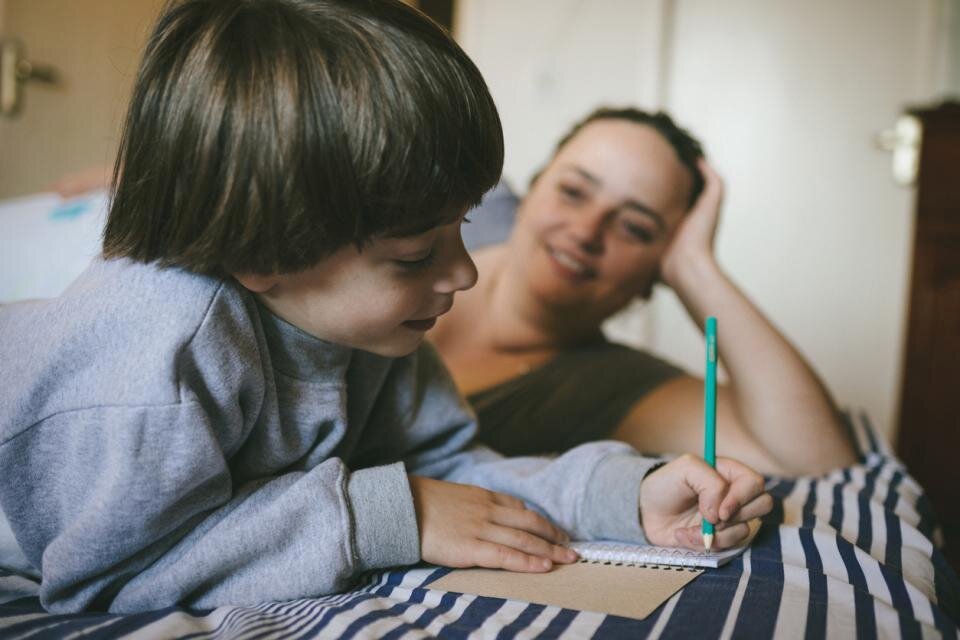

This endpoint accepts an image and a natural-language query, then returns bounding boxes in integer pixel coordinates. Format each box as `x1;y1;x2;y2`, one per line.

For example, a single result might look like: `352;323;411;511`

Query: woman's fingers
696;157;724;204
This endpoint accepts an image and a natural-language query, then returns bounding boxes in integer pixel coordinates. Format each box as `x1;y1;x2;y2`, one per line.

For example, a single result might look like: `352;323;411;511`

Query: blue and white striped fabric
2;413;958;639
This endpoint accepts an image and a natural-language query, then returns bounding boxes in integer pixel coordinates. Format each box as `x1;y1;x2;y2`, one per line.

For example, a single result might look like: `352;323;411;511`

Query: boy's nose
435;240;478;294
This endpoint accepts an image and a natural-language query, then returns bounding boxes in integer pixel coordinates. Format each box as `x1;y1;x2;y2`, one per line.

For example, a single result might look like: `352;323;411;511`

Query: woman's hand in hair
659;159;723;290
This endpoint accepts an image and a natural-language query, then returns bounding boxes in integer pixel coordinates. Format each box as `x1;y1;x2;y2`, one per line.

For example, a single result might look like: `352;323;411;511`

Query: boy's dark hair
536;107;705;208
104;0;503;275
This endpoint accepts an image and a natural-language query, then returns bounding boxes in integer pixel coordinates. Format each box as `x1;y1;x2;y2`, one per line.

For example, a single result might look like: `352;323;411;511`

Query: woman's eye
395;252;436;271
622;221;655;243
558;185;585;202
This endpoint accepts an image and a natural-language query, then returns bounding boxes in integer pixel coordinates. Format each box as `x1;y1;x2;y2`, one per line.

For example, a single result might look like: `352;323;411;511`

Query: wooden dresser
896;101;960;574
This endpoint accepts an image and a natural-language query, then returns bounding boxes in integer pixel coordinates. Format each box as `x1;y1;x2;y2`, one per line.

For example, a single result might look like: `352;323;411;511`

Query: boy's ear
233;273;280;293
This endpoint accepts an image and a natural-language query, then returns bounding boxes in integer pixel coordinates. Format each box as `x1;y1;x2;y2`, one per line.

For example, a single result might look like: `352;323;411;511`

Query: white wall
651;0;937;441
457;0;945;441
456;0;669;189
944;0;960;95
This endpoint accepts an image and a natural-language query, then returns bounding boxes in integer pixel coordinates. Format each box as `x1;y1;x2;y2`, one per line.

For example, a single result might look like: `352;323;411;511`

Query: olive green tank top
467;340;684;456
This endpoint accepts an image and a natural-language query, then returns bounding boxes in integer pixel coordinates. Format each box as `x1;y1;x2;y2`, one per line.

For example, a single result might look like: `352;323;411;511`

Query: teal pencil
702;316;718;551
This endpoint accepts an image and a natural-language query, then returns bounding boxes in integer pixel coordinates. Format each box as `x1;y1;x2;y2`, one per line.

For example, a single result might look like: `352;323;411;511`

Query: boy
0;0;769;613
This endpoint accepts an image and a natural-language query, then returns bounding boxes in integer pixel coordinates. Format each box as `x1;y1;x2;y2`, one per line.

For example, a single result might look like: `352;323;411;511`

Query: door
897;103;960;572
0;0;163;199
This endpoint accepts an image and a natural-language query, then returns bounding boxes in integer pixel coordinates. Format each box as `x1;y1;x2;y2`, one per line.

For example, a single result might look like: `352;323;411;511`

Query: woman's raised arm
650;161;855;475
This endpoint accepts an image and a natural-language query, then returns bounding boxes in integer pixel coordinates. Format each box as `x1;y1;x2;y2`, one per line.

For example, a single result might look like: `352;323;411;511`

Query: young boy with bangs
0;0;771;614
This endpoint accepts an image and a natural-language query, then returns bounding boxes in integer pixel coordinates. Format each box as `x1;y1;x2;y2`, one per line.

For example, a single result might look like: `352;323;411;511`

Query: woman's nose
569;208;607;254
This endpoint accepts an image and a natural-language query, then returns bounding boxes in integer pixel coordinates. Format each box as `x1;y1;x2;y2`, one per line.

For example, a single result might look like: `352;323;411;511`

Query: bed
2;413;958;639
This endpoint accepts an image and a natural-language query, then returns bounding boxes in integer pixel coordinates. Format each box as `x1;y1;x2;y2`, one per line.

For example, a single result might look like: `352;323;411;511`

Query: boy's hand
409;476;578;572
639;454;773;551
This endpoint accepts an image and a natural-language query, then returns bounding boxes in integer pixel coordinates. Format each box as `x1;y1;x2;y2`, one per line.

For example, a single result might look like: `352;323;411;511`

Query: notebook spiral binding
570;542;706;571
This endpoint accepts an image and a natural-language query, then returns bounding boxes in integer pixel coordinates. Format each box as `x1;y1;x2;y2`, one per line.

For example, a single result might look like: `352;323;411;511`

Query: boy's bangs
104;0;503;276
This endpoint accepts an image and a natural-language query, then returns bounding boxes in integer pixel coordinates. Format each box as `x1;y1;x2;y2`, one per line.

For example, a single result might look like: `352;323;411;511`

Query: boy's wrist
346;462;420;572
582;452;662;544
637;461;667;530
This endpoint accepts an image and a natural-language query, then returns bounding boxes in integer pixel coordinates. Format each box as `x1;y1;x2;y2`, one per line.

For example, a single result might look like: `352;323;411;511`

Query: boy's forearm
429;441;662;543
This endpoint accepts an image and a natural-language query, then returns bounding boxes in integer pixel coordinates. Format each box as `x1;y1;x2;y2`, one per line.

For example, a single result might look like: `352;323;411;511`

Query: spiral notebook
567;538;747;569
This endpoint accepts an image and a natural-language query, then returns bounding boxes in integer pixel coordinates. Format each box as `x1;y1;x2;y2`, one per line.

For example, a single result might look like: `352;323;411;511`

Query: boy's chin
358;332;425;358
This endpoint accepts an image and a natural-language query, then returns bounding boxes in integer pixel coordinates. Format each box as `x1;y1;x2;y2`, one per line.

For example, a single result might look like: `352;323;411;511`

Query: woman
430;107;856;476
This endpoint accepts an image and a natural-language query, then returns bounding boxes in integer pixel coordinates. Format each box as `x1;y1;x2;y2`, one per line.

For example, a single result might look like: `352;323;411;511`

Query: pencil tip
703;533;714;552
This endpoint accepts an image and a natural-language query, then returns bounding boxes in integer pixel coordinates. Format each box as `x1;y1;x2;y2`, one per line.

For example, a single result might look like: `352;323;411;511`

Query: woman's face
511;119;694;319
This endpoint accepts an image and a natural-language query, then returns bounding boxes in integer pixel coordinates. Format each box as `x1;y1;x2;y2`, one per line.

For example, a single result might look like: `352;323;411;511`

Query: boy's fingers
490;491;527;510
725;493;773;524
673;527;706;551
680;456;728;524
492;505;570;544
473;541;554;573
482;525;577;564
675;522;750;551
715;459;765;521
711;523;750;550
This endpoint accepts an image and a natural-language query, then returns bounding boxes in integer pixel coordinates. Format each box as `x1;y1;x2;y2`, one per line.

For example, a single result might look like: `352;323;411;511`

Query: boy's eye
394;251;436;271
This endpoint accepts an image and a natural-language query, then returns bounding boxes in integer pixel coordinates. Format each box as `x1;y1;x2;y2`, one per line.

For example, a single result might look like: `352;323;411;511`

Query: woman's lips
546;246;595;280
402;317;438;332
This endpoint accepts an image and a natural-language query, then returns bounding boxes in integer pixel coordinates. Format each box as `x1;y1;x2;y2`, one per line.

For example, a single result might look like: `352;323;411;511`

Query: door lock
0;38;60;117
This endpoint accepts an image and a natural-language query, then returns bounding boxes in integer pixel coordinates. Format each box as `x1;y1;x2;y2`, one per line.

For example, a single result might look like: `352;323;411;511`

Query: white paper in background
0;191;108;303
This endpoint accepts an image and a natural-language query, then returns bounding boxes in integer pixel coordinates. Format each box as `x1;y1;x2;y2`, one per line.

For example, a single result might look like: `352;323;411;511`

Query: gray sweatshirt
0;258;659;613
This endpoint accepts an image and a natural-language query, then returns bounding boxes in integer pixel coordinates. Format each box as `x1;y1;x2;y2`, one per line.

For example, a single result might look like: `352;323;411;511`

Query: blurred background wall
456;0;960;442
0;0;162;197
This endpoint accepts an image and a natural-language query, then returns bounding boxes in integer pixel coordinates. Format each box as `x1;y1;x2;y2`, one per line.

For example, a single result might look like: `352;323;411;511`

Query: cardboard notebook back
429;561;700;620
428;521;760;620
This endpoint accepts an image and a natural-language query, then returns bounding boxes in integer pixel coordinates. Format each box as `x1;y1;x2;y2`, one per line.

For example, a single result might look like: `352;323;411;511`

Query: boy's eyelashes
390;215;473;271
394;251;436;271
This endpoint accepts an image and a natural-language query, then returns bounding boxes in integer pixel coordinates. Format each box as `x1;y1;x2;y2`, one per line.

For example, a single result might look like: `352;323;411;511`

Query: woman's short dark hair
104;0;503;275
539;107;705;208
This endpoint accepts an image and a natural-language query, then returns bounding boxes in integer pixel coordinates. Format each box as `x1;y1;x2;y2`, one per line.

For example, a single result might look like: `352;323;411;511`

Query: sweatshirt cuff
346;462;420;572
581;453;664;544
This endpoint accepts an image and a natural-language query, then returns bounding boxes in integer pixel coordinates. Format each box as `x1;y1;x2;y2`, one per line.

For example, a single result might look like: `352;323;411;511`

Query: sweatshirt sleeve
391;343;665;544
0;274;422;614
0;402;419;614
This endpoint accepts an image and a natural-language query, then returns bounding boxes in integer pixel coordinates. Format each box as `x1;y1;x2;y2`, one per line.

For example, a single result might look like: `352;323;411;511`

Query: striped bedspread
1;413;958;639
